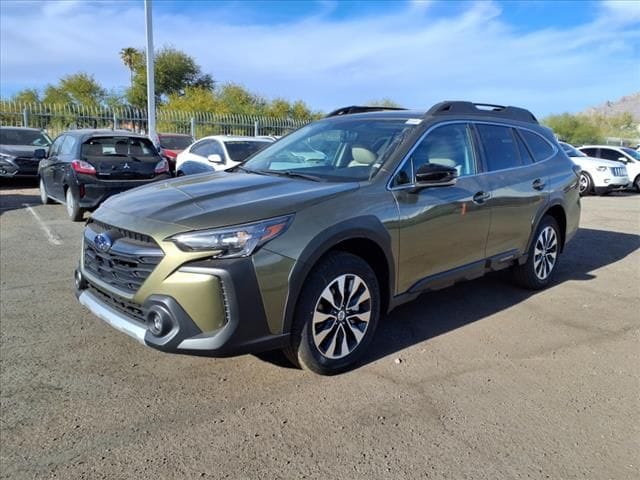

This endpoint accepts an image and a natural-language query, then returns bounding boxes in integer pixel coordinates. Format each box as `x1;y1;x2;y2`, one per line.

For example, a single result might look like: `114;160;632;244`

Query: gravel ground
1;180;639;480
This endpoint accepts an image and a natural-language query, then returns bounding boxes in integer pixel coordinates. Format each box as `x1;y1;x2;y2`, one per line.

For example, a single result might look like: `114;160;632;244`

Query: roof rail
325;105;408;117
426;101;538;124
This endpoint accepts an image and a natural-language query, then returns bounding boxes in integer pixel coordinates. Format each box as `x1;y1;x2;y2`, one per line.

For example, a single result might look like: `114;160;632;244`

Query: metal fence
0;100;310;139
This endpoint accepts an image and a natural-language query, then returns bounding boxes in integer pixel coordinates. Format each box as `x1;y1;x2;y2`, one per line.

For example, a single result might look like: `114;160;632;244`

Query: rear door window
580;148;598;157
513;131;534;164
519;130;554;162
477;124;523;171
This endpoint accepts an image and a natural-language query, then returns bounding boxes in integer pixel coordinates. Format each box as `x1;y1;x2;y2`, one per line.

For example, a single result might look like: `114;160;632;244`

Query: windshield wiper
257;170;323;182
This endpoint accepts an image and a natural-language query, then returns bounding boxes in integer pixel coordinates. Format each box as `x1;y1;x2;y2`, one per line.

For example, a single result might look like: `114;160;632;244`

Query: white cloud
0;0;638;116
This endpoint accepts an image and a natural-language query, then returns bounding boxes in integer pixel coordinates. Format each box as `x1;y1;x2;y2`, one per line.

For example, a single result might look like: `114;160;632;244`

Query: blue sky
1;0;639;116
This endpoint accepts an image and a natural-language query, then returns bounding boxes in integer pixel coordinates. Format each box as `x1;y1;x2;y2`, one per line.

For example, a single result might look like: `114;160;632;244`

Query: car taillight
155;159;169;174
71;160;96;175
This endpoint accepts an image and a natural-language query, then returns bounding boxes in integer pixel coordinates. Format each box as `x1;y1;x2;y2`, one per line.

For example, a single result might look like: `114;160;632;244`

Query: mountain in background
582;92;640;122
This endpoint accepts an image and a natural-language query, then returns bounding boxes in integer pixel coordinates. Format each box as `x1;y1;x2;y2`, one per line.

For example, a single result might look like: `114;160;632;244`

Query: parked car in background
0;127;52;177
38;129;171;221
75;101;581;375
157;133;194;174
578;145;640;192
175;135;273;176
559;142;629;195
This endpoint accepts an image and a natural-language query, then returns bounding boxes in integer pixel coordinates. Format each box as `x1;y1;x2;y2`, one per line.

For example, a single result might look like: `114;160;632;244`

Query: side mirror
414;163;458;188
207;154;223;164
34;148;46;159
618;156;628;163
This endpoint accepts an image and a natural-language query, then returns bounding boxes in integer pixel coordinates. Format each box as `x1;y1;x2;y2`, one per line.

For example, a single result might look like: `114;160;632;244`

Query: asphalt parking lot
1;179;639;480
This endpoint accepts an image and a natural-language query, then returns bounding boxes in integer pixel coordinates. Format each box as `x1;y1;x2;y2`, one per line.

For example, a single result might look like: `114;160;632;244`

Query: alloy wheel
579;173;589;194
311;274;371;360
533;226;558;280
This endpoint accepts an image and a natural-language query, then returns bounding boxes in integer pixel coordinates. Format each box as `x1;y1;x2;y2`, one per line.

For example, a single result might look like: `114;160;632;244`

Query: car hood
569;155;624;168
0;145;42;158
95;171;359;231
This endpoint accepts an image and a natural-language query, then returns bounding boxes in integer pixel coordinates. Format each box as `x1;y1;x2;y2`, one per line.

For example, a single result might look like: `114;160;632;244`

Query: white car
578;145;640;192
559;142;629;196
176;135;274;176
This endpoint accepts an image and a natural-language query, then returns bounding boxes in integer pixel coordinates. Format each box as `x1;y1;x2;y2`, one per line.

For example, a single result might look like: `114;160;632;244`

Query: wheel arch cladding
543;204;567;252
282;216;395;333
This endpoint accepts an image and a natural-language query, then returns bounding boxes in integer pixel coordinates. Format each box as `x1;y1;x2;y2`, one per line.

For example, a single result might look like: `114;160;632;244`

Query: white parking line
23;203;63;245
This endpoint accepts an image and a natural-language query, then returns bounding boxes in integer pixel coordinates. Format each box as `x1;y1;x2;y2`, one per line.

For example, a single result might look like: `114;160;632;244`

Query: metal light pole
144;0;157;144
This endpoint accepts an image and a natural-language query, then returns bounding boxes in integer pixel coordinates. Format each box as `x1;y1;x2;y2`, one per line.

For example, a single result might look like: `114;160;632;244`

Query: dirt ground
1;180;638;479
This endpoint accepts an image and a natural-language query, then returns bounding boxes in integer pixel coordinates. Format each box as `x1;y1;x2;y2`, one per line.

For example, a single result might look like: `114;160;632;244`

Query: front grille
611;166;626;177
14;157;38;174
88;282;146;325
88;219;156;245
83;222;163;294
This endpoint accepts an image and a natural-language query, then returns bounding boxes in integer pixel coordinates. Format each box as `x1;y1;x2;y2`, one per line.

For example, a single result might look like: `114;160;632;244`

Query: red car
157;133;194;174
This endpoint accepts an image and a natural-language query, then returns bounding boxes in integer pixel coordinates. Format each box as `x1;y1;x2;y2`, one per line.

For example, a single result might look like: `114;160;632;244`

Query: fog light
74;269;88;290
147;306;172;336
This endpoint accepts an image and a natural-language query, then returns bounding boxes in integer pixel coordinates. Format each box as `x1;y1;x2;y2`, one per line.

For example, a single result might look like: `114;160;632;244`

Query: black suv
37;130;171;221
0;126;52;177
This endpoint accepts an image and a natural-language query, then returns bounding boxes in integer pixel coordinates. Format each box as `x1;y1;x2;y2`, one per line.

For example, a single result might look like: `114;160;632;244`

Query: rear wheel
578;172;592;196
512;215;561;290
65;187;84;222
284;252;380;375
39;177;53;205
634;175;640;193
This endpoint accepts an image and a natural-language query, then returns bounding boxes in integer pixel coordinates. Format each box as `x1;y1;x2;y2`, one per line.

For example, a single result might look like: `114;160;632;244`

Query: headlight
167;215;293;257
596;166;607;172
0;152;16;162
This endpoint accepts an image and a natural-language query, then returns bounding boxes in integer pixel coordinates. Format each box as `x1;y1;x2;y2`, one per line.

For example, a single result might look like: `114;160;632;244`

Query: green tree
366;98;403;108
543;113;604;145
42;72;106;107
120;47;142;87
11;88;40;104
126;46;215;108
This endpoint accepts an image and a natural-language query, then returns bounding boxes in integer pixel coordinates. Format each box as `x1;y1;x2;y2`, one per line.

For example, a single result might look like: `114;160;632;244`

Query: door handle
472;191;491;204
532;178;546;191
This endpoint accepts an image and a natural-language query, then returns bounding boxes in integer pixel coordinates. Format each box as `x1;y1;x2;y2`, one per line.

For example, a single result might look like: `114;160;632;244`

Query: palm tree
120;47;140;87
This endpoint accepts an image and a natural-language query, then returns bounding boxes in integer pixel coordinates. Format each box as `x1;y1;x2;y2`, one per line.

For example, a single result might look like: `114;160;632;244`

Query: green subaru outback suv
75;101;581;374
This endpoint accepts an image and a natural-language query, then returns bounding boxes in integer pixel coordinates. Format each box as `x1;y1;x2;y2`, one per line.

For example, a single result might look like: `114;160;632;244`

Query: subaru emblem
94;233;112;253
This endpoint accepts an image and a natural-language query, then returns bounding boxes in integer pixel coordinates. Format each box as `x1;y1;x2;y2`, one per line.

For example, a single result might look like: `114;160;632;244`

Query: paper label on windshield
405;118;422;125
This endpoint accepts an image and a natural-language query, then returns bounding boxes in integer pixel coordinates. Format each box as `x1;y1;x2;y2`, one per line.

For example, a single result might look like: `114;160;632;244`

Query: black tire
65;187;84;222
634;175;640;193
177;171;184;177
578;172;592;196
283;252;380;375
39;177;53;205
512;215;561;290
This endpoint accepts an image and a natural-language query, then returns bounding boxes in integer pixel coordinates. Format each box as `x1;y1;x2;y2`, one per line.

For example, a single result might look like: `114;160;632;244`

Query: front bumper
75;258;289;357
593;182;628;195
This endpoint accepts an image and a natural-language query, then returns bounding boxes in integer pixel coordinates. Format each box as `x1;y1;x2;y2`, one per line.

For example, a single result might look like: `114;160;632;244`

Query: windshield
0;129;52;147
243;118;415;182
620;147;640;161
560;142;585;157
159;135;193;150
81;136;159;157
224;140;272;162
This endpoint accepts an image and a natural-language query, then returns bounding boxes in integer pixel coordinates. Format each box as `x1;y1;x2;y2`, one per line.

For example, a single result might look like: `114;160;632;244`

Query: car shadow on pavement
255;227;640;372
361;227;640;368
0;178;40;215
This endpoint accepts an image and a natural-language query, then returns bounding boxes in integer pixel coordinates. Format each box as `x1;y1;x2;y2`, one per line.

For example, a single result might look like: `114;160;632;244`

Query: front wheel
634;175;640;193
578;172;592;196
512;215;561;290
39;177;53;205
65;187;84;222
284;252;380;375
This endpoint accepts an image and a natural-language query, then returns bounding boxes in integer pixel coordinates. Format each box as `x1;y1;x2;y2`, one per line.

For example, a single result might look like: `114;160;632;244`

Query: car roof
199;135;274;142
62;129;150;140
0;126;44;132
158;132;193;137
579;145;624;149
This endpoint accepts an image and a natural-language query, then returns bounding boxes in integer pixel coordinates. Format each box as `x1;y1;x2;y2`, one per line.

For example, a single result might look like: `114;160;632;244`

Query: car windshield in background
242;118;415;182
560;143;585;157
81;137;158;157
159;135;193;150
0;129;52;147
620;147;640;160
224;141;272;162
